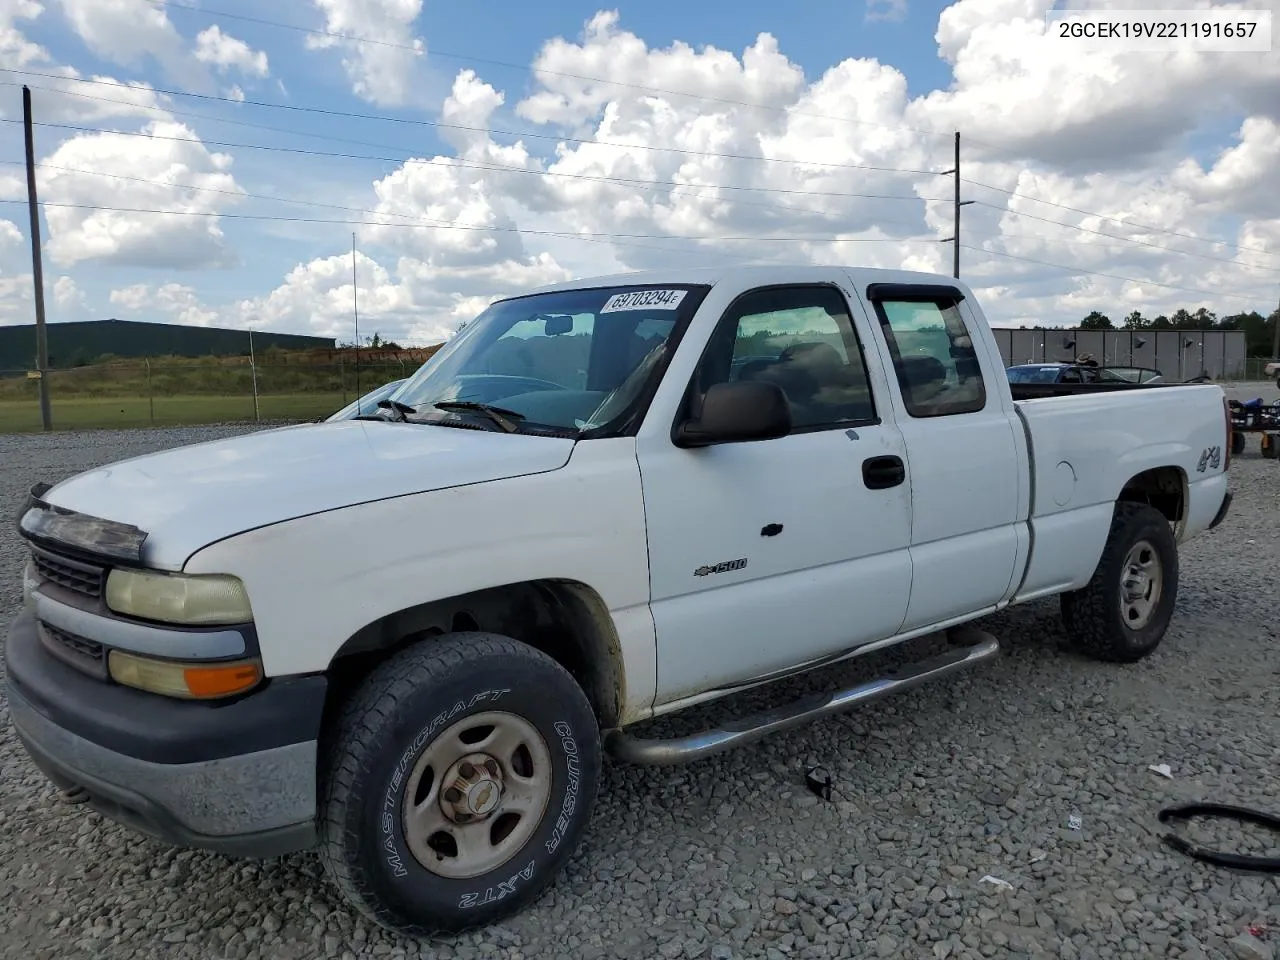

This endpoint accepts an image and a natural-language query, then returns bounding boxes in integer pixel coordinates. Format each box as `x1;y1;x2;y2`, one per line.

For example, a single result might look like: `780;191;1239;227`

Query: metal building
989;327;1248;381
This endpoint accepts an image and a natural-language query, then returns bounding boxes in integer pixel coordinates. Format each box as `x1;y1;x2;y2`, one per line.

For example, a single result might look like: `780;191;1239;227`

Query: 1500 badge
1197;446;1221;472
694;558;748;577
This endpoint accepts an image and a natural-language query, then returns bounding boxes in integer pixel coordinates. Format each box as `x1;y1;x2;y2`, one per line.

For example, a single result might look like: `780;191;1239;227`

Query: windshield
392;283;710;436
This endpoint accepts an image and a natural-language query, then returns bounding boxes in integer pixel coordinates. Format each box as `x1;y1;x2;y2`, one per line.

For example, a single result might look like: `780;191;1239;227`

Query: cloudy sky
0;0;1277;344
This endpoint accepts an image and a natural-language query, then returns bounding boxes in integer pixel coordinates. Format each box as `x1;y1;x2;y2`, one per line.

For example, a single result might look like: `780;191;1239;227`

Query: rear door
637;281;915;704
858;282;1025;631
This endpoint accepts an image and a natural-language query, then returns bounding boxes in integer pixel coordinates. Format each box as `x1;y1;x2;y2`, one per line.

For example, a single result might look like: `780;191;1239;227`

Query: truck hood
39;420;576;570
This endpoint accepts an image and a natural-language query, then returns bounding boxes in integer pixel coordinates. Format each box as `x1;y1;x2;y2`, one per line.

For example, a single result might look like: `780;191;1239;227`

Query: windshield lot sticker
600;289;687;313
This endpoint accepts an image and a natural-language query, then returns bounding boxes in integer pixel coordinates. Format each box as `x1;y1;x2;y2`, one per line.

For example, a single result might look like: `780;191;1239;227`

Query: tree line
1075;308;1279;356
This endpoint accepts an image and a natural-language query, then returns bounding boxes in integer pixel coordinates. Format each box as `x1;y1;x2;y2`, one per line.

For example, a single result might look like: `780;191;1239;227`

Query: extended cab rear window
873;295;987;418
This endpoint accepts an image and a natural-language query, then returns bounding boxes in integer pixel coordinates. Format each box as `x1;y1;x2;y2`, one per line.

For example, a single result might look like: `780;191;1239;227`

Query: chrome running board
604;626;1001;765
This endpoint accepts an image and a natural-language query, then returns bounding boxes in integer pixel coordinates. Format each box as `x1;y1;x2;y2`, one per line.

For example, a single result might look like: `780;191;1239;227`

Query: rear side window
875;297;987;417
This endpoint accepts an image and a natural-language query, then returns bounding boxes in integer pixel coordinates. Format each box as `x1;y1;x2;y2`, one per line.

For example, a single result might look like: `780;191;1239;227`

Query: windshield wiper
432;400;525;433
375;398;417;421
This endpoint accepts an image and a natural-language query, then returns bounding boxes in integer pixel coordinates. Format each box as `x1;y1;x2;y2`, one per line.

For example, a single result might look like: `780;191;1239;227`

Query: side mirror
674;380;791;448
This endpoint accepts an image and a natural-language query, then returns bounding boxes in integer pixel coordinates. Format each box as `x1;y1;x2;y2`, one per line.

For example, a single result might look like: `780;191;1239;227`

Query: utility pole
940;131;975;279
351;233;361;410
23;85;52;430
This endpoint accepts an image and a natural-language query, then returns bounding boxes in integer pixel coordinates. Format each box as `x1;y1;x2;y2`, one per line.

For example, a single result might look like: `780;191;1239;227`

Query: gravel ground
2;403;1279;960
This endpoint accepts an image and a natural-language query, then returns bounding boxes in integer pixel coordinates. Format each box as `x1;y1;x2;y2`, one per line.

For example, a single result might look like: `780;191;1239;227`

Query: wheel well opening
1118;466;1185;523
320;580;624;741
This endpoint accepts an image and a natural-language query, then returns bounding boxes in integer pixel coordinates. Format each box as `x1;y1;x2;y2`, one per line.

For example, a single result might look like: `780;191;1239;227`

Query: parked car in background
1006;362;1164;385
323;378;408;422
1265;360;1280;387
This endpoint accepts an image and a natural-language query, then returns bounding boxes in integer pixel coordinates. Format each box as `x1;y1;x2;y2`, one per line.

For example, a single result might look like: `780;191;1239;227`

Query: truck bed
1008;381;1229;601
1008;379;1182;402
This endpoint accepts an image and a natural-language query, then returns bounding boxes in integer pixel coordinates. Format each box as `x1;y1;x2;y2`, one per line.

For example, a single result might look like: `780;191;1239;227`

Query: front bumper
5;609;326;858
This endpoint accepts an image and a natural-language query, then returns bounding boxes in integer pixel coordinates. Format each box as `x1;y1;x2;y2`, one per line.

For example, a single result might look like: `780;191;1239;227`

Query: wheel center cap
467;779;501;816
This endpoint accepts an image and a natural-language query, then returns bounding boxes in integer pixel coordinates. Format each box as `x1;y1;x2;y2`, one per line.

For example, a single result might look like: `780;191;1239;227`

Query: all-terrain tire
1230;430;1246;457
1262;434;1278;460
1059;501;1179;663
318;632;600;937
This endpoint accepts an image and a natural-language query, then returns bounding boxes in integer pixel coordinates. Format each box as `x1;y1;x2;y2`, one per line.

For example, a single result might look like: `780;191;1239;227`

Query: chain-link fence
0;358;420;432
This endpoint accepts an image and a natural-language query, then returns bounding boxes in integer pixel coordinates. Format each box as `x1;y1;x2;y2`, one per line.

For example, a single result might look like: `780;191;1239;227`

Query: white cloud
305;0;425;106
227;245;570;345
52;274;84;309
28;73;174;124
54;0;211;90
1;0;48;69
109;281;218;325
194;25;269;79
17;3;1280;336
911;0;1280;170
38;119;245;268
0;217;21;249
0;216;32;325
866;0;909;22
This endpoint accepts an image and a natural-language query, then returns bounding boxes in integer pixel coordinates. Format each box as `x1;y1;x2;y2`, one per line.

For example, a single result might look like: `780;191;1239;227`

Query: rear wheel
1060;502;1179;663
1231;430;1246;456
1262;433;1278;460
318;632;600;937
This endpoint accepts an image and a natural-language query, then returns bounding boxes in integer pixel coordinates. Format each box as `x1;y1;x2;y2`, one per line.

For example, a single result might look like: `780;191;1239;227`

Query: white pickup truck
7;265;1233;936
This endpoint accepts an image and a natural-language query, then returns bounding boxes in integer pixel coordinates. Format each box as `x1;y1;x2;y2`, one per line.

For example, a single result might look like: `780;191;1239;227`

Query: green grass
0;393;350;433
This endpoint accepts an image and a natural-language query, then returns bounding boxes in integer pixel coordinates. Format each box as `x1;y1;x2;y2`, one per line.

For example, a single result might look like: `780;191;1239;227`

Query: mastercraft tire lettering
318;633;601;937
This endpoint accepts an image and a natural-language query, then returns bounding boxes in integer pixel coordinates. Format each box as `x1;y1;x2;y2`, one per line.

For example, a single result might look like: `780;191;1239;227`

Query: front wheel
1060;501;1179;663
318;633;600;937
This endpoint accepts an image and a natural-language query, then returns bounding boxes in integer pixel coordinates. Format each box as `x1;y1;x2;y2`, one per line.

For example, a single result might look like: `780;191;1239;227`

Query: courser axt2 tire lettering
545;721;581;856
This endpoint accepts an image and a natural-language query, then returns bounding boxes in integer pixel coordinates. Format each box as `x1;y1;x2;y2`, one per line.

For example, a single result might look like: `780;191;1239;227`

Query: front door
636;282;915;706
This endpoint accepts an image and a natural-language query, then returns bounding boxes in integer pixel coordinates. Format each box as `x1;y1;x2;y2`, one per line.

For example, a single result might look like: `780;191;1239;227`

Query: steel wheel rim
1120;539;1162;630
401;710;553;879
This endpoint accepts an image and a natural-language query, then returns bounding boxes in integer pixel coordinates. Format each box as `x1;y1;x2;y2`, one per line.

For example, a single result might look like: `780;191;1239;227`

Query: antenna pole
352;232;361;410
23;85;52;430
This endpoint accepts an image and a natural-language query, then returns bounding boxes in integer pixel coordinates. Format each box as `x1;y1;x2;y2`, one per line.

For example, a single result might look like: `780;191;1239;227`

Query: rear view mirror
543;315;573;336
674;381;791;448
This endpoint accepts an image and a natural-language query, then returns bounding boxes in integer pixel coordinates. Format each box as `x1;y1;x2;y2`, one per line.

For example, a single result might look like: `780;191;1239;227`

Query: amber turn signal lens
108;650;263;699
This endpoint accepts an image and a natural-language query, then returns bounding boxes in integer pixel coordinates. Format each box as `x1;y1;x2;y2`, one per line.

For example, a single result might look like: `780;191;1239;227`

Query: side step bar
604;626;1001;765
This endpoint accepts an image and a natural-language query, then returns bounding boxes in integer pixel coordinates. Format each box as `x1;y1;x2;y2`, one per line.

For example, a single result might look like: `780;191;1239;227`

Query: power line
1;69;943;177
17;80;1267;276
19;158;1277;285
0;198;937;246
963;176;1276;258
0;88;951;205
961;244;1271;306
145;0;956;145
0;158;941;242
971;200;1280;273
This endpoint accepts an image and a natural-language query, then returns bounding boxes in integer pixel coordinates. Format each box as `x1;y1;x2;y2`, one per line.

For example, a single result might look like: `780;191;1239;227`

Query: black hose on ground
1158;802;1280;873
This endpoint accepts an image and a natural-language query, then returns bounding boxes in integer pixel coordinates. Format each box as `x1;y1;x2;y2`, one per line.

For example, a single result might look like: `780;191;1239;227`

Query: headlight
105;569;252;625
22;559;40;605
108;650;262;699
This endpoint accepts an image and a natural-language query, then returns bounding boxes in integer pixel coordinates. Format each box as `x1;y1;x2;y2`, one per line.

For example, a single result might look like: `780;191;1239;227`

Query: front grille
31;548;106;600
38;622;109;680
